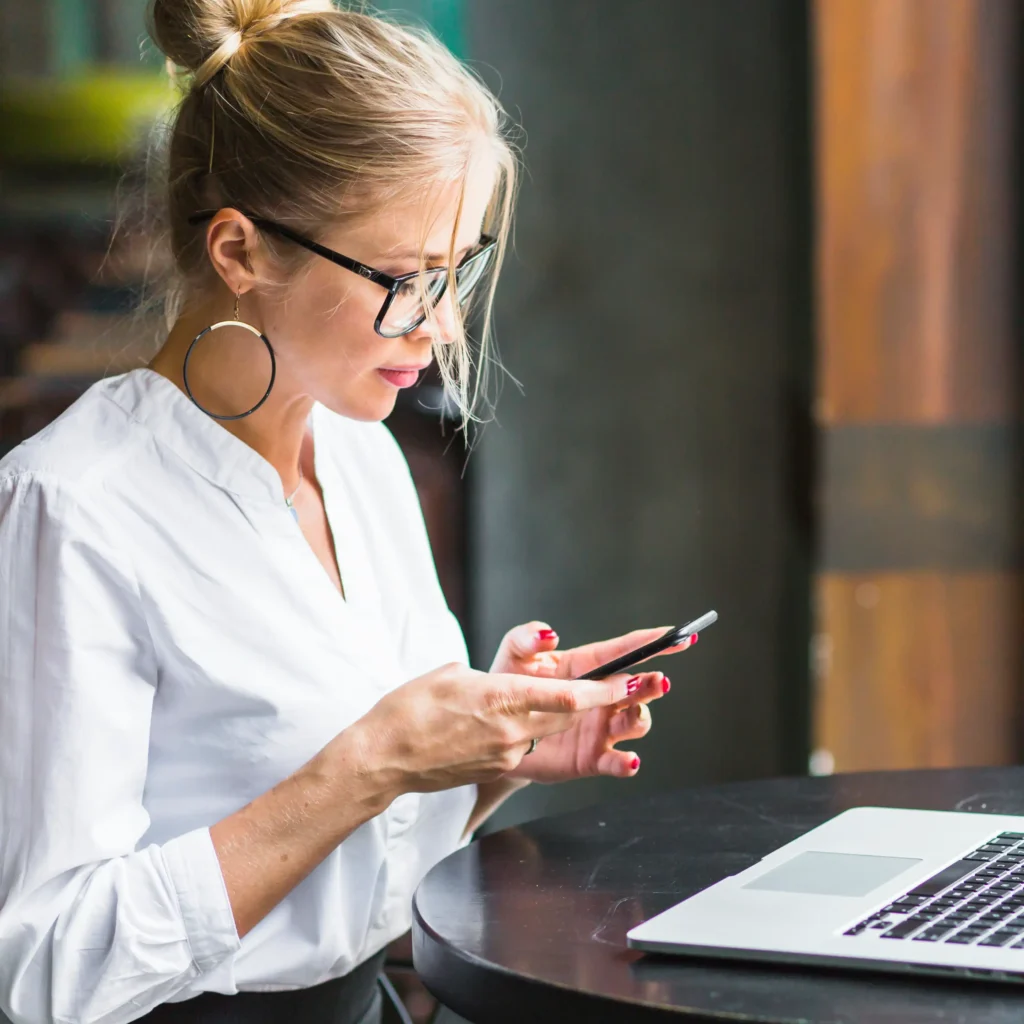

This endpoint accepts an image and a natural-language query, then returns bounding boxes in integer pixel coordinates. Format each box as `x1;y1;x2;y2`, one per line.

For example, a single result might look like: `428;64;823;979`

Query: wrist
312;720;402;819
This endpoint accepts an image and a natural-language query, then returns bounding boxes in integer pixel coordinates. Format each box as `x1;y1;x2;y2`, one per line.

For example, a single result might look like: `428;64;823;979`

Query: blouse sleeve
0;473;240;1024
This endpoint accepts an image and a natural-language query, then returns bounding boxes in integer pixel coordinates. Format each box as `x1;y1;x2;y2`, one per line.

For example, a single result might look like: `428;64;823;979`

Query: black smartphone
576;610;718;680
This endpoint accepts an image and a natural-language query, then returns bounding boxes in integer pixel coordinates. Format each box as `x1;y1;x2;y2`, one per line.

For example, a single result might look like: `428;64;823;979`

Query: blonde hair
147;0;517;423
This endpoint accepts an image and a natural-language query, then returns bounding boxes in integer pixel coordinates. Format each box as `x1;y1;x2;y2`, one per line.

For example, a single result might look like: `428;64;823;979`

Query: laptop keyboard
845;833;1024;948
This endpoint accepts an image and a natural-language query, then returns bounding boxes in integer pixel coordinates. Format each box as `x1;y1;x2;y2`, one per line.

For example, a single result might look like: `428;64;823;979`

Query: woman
0;3;691;1022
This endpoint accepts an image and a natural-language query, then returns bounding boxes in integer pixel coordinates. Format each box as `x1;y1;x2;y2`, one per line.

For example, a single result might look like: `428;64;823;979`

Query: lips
377;366;426;388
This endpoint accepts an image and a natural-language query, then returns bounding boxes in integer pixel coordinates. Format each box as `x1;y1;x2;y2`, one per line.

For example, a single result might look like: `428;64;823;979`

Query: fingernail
537;629;557;641
690;633;699;645
630;756;641;771
626;676;641;694
662;675;671;694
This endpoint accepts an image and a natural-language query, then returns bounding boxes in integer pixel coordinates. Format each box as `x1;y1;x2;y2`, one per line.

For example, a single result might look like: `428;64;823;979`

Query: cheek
265;272;402;419
274;272;384;372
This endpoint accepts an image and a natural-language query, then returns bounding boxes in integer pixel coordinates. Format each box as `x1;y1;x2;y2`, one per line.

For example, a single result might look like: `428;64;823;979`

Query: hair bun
150;0;334;87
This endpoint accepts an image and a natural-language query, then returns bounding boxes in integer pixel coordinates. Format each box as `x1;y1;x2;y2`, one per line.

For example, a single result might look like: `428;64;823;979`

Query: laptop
627;806;1024;982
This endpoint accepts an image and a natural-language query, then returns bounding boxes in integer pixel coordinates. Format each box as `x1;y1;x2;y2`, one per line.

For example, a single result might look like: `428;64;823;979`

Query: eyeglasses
188;210;498;338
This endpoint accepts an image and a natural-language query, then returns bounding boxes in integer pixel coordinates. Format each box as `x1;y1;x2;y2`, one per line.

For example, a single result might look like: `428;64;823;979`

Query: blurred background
1;0;1021;842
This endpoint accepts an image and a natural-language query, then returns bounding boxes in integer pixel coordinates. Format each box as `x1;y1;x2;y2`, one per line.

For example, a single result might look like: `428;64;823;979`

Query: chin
316;391;398;423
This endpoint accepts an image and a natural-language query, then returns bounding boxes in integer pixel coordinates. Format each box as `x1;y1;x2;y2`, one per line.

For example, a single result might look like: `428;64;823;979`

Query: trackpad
743;852;923;897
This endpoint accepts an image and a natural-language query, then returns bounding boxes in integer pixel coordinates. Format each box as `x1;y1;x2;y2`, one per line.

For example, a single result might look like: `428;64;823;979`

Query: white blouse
0;368;477;1024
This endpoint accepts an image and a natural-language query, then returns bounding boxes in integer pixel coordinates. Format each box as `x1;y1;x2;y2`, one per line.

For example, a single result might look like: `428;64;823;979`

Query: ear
203;209;262;297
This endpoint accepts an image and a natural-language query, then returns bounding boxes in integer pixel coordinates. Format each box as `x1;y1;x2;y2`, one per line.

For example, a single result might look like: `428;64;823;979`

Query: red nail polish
662;676;671;694
690;633;699;645
537;629;557;641
626;676;641;694
630;756;641;771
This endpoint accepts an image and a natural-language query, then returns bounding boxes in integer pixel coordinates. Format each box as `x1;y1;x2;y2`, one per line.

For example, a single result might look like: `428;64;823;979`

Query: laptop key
909;860;986;897
998;833;1024;840
882;919;925;939
980;932;1017;947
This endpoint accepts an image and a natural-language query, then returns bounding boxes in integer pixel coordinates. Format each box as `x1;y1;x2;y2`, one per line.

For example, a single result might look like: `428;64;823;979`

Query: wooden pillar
812;0;1023;772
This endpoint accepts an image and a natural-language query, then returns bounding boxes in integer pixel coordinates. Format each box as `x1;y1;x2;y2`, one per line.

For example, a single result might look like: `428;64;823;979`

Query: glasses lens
377;243;497;338
379;268;447;338
455;245;496;306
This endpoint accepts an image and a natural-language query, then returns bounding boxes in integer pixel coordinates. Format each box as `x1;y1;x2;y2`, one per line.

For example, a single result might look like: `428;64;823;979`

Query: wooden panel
816;0;1017;423
812;0;1022;772
814;573;1023;770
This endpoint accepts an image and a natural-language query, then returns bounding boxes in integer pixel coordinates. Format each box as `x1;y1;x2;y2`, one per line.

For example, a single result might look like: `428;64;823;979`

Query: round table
412;767;1024;1023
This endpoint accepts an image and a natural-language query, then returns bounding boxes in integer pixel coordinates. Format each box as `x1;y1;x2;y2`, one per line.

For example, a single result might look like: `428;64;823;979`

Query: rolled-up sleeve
0;473;240;1024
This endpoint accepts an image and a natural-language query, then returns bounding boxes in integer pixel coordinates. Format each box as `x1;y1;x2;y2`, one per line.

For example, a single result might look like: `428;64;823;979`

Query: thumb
498;621;559;663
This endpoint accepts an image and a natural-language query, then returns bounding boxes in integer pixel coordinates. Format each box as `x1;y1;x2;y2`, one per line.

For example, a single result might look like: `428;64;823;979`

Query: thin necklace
284;464;303;522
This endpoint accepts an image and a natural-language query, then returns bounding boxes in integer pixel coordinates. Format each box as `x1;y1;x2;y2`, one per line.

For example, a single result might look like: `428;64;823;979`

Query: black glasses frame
188;210;497;338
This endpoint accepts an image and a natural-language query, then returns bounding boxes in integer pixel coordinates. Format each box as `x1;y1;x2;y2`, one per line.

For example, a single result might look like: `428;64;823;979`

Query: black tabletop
412;767;1024;1024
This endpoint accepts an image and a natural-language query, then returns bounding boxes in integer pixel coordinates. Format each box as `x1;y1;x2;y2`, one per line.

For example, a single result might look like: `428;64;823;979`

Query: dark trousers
136;951;386;1024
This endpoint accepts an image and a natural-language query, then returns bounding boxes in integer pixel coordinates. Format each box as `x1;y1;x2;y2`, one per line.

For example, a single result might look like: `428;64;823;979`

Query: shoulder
0;375;143;498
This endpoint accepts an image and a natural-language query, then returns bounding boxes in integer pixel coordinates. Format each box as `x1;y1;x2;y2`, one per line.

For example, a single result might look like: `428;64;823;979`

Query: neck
148;297;311;492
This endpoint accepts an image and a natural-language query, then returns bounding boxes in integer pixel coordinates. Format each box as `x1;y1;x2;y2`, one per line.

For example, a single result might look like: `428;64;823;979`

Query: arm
0;477;396;1024
209;729;393;938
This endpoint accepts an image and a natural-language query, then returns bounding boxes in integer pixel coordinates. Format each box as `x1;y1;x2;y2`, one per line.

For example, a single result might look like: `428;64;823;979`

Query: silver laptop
628;807;1024;982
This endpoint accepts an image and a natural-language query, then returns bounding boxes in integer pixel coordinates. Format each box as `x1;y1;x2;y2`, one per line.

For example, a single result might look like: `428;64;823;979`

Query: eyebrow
386;241;477;263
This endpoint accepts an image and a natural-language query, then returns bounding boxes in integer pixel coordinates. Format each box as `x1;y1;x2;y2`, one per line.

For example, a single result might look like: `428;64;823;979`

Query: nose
414;285;459;346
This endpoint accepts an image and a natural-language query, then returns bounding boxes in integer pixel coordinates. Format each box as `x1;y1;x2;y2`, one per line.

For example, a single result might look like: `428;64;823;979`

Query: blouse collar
105;368;302;506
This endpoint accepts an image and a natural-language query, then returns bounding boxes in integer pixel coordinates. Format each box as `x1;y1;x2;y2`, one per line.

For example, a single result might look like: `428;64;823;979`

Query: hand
490;623;697;783
343;661;639;800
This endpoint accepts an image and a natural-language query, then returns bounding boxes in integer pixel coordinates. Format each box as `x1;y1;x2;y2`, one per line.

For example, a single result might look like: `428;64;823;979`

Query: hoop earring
182;291;276;421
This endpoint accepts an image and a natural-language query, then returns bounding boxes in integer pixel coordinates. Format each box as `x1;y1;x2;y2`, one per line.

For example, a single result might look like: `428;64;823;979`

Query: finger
656;634;698;657
564;626;701;678
563;627;671;677
522;686;654;744
492;671;636;716
495;621;560;664
597;748;642;778
609;701;652;741
614;672;669;709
